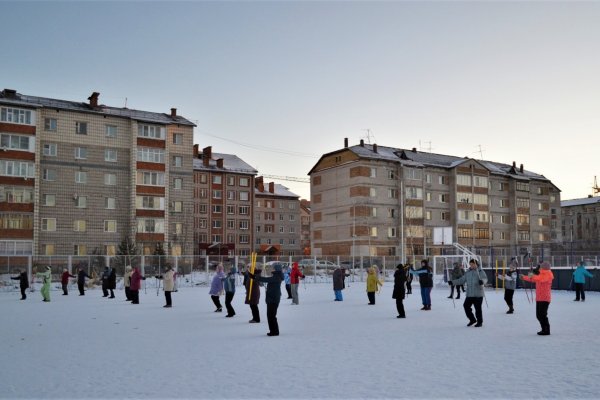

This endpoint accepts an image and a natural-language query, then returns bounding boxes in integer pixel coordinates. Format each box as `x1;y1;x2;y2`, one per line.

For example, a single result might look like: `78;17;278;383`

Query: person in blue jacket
283;264;292;299
223;266;237;317
409;260;433;310
573;261;594;302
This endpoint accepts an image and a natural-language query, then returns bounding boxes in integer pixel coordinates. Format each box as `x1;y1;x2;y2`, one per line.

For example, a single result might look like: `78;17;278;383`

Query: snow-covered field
1;281;599;399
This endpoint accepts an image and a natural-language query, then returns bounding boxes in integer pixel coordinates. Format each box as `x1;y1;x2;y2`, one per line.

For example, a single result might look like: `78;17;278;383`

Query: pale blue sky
2;1;600;200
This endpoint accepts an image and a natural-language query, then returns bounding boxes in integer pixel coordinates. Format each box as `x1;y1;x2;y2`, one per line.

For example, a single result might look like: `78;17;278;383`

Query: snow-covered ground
1;281;599;399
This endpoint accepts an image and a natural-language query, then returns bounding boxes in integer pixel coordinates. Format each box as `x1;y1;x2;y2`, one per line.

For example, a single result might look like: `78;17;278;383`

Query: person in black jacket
392;264;407;318
108;267;116;298
101;267;110;297
11;269;29;300
77;267;91;296
249;264;283;336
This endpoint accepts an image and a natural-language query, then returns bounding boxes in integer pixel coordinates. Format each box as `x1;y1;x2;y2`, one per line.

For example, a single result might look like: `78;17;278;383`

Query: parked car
297;259;339;269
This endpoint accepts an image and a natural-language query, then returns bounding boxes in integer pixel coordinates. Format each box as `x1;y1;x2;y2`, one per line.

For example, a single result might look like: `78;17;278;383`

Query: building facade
0;89;195;257
561;196;600;252
309;139;562;258
193;145;257;257
254;177;302;256
300;199;311;255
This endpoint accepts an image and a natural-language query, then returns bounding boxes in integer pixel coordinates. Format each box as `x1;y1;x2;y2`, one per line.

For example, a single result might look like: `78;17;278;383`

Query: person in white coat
156;266;175;308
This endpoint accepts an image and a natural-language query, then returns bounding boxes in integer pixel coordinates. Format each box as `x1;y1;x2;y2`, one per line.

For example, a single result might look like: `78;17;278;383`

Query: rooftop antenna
361;129;375;144
476;145;484;160
124;97;128;108
593;176;600;197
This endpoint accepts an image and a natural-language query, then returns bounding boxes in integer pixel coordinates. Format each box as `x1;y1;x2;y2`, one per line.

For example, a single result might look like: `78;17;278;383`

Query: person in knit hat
572;261;594;302
496;259;518;314
522;261;554;336
36;266;52;302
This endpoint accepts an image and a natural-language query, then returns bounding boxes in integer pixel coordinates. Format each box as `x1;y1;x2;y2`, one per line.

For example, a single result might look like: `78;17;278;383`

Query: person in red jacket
290;262;305;305
130;267;145;305
522;261;554;336
61;268;75;295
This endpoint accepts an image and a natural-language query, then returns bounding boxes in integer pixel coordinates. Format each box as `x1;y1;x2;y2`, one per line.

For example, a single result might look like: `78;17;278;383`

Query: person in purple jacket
209;264;225;312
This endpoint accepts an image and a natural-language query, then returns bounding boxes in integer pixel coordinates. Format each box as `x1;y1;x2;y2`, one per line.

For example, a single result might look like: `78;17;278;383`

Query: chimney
217;158;224;169
193;144;199;157
202;146;212;167
519;164;524;173
512;161;516;168
373;143;378;153
88;92;100;108
2;89;17;99
360;139;364;147
344;138;348;148
412;147;417;153
268;182;275;193
170;108;177;117
256;176;264;192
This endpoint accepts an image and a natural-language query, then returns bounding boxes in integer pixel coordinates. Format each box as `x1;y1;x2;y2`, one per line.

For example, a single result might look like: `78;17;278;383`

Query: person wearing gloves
572;261;594;302
522;261;554;335
209;264;226;312
451;259;488;327
61;268;75;295
223;266;238;317
366;267;383;305
409;260;433;310
36;266;52;302
448;263;464;299
392;264;407;318
497;260;518;314
244;268;262;323
155;265;175;308
11;269;29;300
249;264;284;336
332;267;349;301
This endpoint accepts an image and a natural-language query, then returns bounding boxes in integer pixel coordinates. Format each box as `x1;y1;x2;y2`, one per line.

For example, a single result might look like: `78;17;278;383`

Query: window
240;234;249;244
404;168;422;180
105;125;117;137
199;219;207;229
370;227;378;237
425;174;432;184
474;176;488;188
227;205;235;215
439;194;448;203
212;175;222;184
406;187;423;199
405;206;423;218
172;156;182;167
104;245;116;256
199;204;207;214
475;211;488;222
1;107;33;125
74;244;87;256
173;133;182;145
518;231;530;241
239;220;249;230
0;214;33;229
2;187;33;203
458;210;472;222
41;218;56;231
137;218;165;233
43;143;57;156
279;226;285;233
476;229;490;239
212;220;222;228
137;171;165;186
227;219;235;229
473;194;488;205
516;182;530;192
388;188;398;199
174;223;183;235
213;190;222;199
105;149;117;162
500;215;510;224
172;201;182;212
173;178;182;190
265;225;274;233
137;124;165;139
371;207;377;218
441;212;450;221
457;174;471;186
228;176;235;186
42;244;55;256
239;191;249;201
289;226;296;234
1;133;32;151
388;227;397;237
73;220;87;232
500;232;508;240
75;171;87;184
74;147;87;159
439;176;448;185
457;192;472;204
135;196;164;210
517;214;530;225
212;205;222;213
104;174;117;186
76;196;87;208
43;194;56;206
458;228;472;239
499;182;506;191
516;198;530;208
198;189;208;198
426;192;432;202
137;147;165;163
499;199;508;208
239;206;249;215
199;174;207;184
212;235;222;243
239;177;249;187
426;211;431;220
43;169;57;181
105;197;116;209
45;118;57;132
75;121;88;135
370;168;377;178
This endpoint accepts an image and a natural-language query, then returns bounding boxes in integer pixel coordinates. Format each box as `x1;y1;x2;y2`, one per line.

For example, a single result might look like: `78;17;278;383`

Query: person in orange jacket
521;261;554;336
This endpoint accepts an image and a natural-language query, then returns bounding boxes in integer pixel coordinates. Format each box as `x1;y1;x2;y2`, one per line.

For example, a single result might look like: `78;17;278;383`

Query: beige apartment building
0;89;195;257
561;196;600;252
193;145;257;257
309;139;562;258
300;199;311;255
254;177;302;257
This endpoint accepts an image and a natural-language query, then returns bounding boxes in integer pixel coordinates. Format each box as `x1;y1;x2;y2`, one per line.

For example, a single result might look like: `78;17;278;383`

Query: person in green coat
36;266;52;302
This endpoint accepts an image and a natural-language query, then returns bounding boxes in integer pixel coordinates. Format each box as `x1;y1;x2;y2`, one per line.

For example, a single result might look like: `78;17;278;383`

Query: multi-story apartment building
561;196;600;251
254;177;302;256
309;139;562;258
193;145;257;257
0;89;195;257
300;199;311;255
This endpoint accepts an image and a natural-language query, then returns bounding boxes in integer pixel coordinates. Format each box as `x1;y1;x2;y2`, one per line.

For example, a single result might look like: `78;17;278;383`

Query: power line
261;174;310;183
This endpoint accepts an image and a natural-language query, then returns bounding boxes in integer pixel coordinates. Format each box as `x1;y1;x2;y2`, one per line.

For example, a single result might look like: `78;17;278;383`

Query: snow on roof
561;197;600;207
193;152;257;175
256;183;299;198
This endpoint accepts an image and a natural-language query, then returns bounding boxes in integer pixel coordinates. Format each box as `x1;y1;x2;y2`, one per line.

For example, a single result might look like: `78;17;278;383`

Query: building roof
561;197;600;207
256;183;299;199
0;90;196;127
193;152;258;175
309;142;554;186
